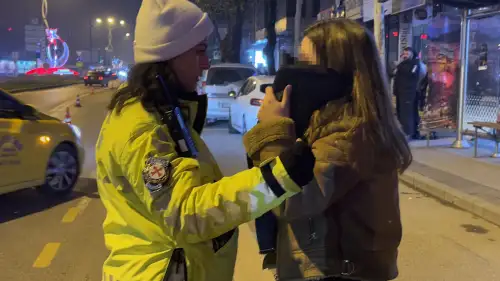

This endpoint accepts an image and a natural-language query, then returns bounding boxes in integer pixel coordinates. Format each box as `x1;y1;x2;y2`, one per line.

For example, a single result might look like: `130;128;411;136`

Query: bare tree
195;0;252;63
294;0;303;57
263;0;278;74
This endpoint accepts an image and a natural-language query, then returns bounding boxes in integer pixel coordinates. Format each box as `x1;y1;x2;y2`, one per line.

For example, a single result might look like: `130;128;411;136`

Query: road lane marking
33;243;61;268
61;197;92;223
61;207;80;223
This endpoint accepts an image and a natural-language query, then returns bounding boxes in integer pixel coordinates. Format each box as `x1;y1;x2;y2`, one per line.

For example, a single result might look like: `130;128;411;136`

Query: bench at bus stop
418;121;500;158
468;121;500;158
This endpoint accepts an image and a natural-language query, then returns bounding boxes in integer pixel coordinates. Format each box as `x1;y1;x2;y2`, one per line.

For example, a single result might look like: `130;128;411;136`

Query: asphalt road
1;89;500;281
13;84;109;116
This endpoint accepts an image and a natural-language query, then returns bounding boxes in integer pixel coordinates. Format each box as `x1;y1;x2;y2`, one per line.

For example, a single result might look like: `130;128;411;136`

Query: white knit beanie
134;0;214;64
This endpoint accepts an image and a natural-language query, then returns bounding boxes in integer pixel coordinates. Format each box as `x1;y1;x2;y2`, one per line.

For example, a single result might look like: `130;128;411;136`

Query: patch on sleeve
142;157;172;193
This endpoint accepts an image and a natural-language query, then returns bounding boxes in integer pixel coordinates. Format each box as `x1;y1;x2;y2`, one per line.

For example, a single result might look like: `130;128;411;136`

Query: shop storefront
317;6;336;20
362;0;395;68
390;0;428;62
317;0;363;21
345;0;363;20
250;29;293;73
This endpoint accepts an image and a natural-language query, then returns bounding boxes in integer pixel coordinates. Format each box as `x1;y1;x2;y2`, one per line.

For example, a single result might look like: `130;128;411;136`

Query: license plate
219;102;230;108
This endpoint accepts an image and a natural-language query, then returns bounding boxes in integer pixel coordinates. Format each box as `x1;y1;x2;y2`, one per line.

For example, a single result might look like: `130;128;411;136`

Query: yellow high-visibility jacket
95;96;301;281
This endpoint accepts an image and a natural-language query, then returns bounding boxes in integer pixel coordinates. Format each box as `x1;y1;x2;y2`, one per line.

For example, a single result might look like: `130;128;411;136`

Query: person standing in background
393;47;426;140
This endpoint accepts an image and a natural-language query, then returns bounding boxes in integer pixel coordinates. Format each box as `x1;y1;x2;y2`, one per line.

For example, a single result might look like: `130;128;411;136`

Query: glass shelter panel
463;14;500;132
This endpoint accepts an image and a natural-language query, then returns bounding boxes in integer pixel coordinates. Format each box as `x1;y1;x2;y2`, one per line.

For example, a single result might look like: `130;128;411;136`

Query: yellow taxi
0;88;84;196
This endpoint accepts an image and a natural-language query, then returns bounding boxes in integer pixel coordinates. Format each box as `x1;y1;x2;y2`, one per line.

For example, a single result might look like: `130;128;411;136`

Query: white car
228;76;275;134
200;63;257;123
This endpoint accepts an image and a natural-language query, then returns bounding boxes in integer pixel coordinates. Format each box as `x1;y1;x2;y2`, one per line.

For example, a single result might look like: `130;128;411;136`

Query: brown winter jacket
243;102;402;281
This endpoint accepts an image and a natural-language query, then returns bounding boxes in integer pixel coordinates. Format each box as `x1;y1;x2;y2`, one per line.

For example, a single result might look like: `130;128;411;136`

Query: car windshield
206;67;255;85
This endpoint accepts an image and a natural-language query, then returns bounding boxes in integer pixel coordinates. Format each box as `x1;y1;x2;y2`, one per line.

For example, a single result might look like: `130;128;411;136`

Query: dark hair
107;61;182;115
403;46;413;52
403;46;417;57
303;18;412;172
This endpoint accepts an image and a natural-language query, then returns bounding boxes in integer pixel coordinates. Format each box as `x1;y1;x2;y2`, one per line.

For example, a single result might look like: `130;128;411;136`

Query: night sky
0;0;142;61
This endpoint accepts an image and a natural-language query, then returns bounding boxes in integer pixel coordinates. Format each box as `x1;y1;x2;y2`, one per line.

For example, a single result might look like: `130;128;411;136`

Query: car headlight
69;124;82;140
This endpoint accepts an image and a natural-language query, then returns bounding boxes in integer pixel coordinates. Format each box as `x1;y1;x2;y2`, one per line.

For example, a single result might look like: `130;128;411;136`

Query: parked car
0;89;84;196
83;70;117;87
228;76;274;134
200;63;257;123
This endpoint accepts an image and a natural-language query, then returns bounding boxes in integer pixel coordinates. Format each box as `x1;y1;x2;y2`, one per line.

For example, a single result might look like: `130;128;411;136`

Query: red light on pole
392;31;399;37
7;27;13;32
420;33;428;40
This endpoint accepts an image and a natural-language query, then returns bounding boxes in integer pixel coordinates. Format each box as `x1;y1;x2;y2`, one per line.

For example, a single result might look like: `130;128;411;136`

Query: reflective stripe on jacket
95;97;301;281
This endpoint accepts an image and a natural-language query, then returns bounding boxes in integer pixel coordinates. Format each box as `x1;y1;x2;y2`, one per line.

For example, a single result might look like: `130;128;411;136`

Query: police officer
393;47;426;139
95;1;315;281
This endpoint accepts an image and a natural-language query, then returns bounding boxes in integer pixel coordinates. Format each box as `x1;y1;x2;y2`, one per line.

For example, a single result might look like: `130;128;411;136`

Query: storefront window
412;24;429;62
387;15;399;70
463;13;500;130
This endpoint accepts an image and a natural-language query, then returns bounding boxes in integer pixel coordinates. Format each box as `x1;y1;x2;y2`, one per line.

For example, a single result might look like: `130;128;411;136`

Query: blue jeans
247;155;279;254
255;211;278;254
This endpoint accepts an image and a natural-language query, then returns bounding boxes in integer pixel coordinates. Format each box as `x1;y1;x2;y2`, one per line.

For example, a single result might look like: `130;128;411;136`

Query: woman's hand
257;85;292;122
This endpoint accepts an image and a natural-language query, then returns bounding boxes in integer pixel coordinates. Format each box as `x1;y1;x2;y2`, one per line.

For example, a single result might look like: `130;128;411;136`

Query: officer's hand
279;139;315;187
258;85;291;121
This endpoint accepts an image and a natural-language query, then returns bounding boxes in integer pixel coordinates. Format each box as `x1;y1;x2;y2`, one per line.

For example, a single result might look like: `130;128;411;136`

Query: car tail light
250;98;262;106
84;76;88;80
99;76;104;80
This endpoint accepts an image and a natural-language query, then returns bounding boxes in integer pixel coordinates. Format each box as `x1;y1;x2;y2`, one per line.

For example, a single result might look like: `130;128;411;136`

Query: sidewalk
234;223;275;281
400;137;500;226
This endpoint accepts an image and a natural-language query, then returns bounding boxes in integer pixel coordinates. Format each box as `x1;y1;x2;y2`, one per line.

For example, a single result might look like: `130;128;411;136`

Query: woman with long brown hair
244;18;412;281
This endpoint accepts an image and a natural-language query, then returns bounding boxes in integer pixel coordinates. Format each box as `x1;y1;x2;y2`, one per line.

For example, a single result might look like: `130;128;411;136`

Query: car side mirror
228;91;236;99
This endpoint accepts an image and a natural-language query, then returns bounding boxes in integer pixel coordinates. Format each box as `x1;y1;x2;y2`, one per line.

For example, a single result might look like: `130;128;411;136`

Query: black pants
396;97;418;138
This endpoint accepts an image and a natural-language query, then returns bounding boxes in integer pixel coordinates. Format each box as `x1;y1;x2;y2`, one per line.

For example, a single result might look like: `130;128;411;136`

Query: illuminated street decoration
45;28;70;68
41;0;70;68
112;57;123;69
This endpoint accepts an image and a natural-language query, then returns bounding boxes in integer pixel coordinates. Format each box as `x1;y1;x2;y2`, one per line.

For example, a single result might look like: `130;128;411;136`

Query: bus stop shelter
434;0;500;148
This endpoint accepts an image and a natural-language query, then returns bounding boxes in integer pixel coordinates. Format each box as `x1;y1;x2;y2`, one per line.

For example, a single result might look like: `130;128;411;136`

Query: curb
9;82;82;93
400;171;500;227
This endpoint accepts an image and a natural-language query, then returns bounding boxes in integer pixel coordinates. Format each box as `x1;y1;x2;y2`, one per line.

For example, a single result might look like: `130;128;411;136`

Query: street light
90;16;128;65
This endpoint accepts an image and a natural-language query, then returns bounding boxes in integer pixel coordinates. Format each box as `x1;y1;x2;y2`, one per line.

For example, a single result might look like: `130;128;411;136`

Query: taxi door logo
0;135;23;165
